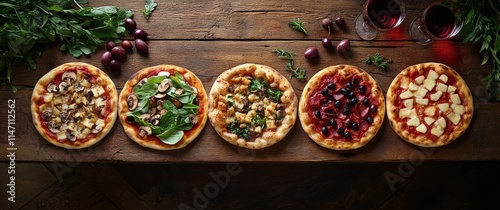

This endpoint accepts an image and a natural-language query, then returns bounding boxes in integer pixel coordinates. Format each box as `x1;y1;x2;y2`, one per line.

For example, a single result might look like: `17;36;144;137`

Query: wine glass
355;0;406;40
409;2;463;45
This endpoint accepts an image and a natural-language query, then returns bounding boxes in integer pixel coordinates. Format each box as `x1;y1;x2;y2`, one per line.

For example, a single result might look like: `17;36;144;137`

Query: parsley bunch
364;53;393;70
453;0;500;102
0;0;132;91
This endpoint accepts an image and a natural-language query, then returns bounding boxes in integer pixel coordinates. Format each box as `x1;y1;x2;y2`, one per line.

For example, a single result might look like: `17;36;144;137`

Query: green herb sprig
454;0;500;102
288;18;307;35
143;0;157;20
0;0;133;91
272;49;307;81
364;53;393;70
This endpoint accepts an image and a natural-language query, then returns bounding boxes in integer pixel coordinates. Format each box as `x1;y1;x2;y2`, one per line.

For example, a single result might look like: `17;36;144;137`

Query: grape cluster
101;18;149;71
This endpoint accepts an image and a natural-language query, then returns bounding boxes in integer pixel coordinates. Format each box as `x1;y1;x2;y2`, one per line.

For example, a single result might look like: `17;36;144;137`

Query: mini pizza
386;62;473;147
31;62;118;149
299;65;385;150
118;65;208;150
208;63;298;149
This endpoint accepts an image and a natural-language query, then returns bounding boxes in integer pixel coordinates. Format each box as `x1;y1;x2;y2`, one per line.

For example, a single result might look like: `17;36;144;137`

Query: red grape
134;29;148;40
336;39;351;54
124;18;136;32
101;51;112;66
111;46;126;59
121;40;133;51
321;18;333;30
335;17;347;30
304;47;318;59
135;39;149;56
322;37;333;48
109;60;121;71
106;41;116;51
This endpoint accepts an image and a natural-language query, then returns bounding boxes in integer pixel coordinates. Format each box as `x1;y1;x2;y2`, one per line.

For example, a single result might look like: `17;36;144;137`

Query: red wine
424;5;456;38
366;0;404;29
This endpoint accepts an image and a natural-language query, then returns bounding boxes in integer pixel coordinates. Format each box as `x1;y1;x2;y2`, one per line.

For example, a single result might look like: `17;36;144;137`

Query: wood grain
0;0;498;162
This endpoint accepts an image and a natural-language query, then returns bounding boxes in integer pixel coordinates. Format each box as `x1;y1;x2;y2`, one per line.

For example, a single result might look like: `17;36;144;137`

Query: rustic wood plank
0;163;57;209
20;164;118;210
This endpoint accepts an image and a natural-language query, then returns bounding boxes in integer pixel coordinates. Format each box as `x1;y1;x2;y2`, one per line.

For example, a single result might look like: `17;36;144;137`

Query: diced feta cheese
430;91;443;101
427;70;439;80
409;83;419;91
399;108;412;118
415;87;429;98
416;124;428;133
407;116;420;127
403;99;414;109
431;126;444;137
436;117;447;128
425;107;436;116
416;98;429;105
447;113;461;125
424;117;435;125
423;79;436;91
400;90;414;99
451;104;465;115
447;85;457;93
450;94;461;105
415;76;425;84
436;83;448;92
439;74;449;83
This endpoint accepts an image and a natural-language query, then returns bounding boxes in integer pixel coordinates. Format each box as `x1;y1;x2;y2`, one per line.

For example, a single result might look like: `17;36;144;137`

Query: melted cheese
416;124;427;133
431;126;444;137
424;117;435;125
436;83;448;92
430;91;443;101
447;113;461;125
400;90;413;99
407;116;420;127
439;74;448;83
415;76;425;85
438;103;450;112
423;79;436;91
415;87;428;98
425;107;436;116
416;98;429;105
403;99;414;109
450;94;461;105
451;104;465;115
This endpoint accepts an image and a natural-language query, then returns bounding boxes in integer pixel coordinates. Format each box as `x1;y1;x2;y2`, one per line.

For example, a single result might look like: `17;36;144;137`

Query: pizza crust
118;65;208;150
31;62;118;149
298;65;385;150
386;62;474;147
208;63;298;149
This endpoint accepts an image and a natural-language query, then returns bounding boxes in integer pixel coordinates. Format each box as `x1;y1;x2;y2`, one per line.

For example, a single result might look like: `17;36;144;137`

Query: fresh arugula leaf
288;18;307;34
249;78;268;92
143;0;157;21
252;114;266;128
227;121;250;141
134;82;159;98
285;61;306;81
364;53;393;70
266;88;283;102
272;49;295;60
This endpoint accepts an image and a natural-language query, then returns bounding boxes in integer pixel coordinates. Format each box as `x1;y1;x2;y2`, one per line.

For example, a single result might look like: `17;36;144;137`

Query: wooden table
1;0;498;163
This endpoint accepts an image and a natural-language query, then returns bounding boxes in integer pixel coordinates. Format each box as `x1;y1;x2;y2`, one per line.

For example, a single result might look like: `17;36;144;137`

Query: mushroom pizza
31;62;118;149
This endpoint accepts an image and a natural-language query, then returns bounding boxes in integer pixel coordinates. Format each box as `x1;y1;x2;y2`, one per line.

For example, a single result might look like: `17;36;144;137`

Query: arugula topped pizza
118;65;208;150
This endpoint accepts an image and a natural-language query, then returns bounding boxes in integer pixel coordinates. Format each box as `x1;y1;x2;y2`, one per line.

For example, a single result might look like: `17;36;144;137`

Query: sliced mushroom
58;81;69;94
62;71;77;84
191;86;198;95
149;97;157;109
85;90;94;102
139;126;152;137
158;79;171;92
60;110;72;123
138;78;148;86
47;121;61;134
66;129;77;141
126;94;138;111
47;83;59;93
171;98;183;108
74;83;85;92
156;100;165;110
42;107;53;120
157;71;171;77
159;109;167;116
139;113;151;122
276;110;286;118
188;114;199;125
92;124;103;134
276;103;286;110
151;114;161;125
175;88;184;95
154;93;167;99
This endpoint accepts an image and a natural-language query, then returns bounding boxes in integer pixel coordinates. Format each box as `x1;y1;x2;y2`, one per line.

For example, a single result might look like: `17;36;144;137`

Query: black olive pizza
118;65;208;150
299;65;385;150
386;62;473;147
208;63;298;149
31;62;118;149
